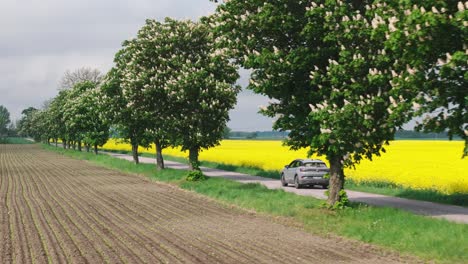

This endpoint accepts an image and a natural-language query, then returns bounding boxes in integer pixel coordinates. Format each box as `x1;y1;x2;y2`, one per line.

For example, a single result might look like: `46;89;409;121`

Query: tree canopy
0;105;11;138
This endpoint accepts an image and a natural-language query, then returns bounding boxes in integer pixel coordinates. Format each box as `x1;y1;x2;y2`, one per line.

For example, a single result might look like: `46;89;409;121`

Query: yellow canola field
102;139;468;194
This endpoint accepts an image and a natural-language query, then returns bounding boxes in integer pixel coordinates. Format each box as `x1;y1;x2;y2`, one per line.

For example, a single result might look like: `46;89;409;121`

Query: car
280;159;330;189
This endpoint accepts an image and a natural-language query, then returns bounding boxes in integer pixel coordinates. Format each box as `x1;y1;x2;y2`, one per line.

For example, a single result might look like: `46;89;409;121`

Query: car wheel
280;174;288;187
294;176;301;189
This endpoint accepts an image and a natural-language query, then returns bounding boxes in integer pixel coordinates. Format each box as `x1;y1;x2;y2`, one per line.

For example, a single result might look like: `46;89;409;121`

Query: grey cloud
0;0;273;131
228;89;273;131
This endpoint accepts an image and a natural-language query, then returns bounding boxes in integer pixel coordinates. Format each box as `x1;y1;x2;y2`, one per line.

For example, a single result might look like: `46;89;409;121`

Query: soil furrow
13;152;66;264
66;172;265;263
0;150;13;264
47;154;296;263
60;164;335;262
7;152;34;264
19;153;87;264
30;166;128;264
40;157;187;262
39;166;174;264
15;151;107;263
37;158;237;263
43;164;214;263
57;168;288;262
66;171;324;263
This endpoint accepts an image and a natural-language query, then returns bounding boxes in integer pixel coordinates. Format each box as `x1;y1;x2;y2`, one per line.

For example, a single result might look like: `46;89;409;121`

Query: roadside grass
102;148;468;207
103;148;283;179
45;145;468;263
345;179;468;207
0;137;34;144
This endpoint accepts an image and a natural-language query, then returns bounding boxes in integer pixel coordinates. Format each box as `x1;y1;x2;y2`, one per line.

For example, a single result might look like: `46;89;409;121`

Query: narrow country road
105;152;468;224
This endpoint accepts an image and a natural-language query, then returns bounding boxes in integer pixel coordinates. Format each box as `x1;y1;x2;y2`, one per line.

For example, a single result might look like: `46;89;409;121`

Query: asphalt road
105;152;468;224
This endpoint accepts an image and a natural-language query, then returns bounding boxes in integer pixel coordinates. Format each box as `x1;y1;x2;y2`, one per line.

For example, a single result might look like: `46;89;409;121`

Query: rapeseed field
102;139;468;194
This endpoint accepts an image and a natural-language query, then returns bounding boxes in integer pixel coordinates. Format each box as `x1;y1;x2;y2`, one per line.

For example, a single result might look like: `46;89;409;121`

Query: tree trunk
63;140;67;149
131;143;139;164
188;146;200;171
72;141;76;150
55;139;58;148
86;144;90;152
155;139;165;170
327;156;345;206
78;140;82;152
47;138;51;145
94;143;98;155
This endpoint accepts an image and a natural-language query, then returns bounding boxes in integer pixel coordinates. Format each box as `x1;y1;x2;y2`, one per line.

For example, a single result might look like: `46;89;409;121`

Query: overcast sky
0;0;273;131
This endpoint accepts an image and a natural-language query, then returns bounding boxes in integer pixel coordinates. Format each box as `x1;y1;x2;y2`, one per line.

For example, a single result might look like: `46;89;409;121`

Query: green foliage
222;125;231;139
17;107;38;138
186;169;207;182
0;105;11;138
17;107;52;142
322;189;350;210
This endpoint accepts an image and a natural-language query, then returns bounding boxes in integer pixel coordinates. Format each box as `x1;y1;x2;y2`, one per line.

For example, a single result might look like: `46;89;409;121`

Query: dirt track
0;145;415;263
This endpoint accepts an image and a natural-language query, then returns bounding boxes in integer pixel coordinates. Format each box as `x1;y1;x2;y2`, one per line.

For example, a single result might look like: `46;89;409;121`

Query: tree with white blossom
48;89;71;148
381;1;467;157
104;18;240;170
101;62;152;164
211;0;466;207
63;81;110;154
154;18;240;170
115;19;181;170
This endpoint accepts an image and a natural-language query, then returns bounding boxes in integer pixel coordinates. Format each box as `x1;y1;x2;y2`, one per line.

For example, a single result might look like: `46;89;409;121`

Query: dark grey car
280;159;330;189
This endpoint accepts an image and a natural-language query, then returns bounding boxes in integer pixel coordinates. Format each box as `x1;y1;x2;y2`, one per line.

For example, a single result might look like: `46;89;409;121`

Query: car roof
296;159;325;163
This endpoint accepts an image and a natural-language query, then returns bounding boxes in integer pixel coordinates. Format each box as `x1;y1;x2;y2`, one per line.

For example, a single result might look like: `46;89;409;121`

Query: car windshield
303;162;326;167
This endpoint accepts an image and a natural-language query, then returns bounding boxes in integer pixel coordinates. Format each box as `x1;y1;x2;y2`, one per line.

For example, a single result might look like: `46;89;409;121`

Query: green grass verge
102;148;468;207
45;145;467;263
0;137;34;144
102;148;282;179
345;179;468;207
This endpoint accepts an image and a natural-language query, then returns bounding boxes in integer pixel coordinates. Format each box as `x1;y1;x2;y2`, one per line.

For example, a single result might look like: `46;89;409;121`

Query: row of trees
19;18;241;171
20;1;466;207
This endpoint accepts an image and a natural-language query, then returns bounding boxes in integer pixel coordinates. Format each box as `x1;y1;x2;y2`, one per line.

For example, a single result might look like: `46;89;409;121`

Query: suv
280;159;330;189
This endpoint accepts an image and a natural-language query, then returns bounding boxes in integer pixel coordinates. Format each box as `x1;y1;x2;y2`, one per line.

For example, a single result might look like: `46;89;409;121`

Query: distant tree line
224;129;461;140
395;130;462;140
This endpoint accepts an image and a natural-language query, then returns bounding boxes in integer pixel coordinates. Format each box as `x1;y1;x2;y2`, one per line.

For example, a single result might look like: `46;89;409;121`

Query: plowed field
0;145;413;263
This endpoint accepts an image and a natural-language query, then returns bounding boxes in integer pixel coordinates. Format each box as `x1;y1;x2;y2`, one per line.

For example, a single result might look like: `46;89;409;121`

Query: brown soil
0;145;416;263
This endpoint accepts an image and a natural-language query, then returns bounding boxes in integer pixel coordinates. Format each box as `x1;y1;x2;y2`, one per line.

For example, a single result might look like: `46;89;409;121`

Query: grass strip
44;145;468;263
101;148;468;207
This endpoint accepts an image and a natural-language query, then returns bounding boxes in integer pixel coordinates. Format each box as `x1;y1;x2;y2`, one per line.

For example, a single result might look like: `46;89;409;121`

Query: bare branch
59;67;103;90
